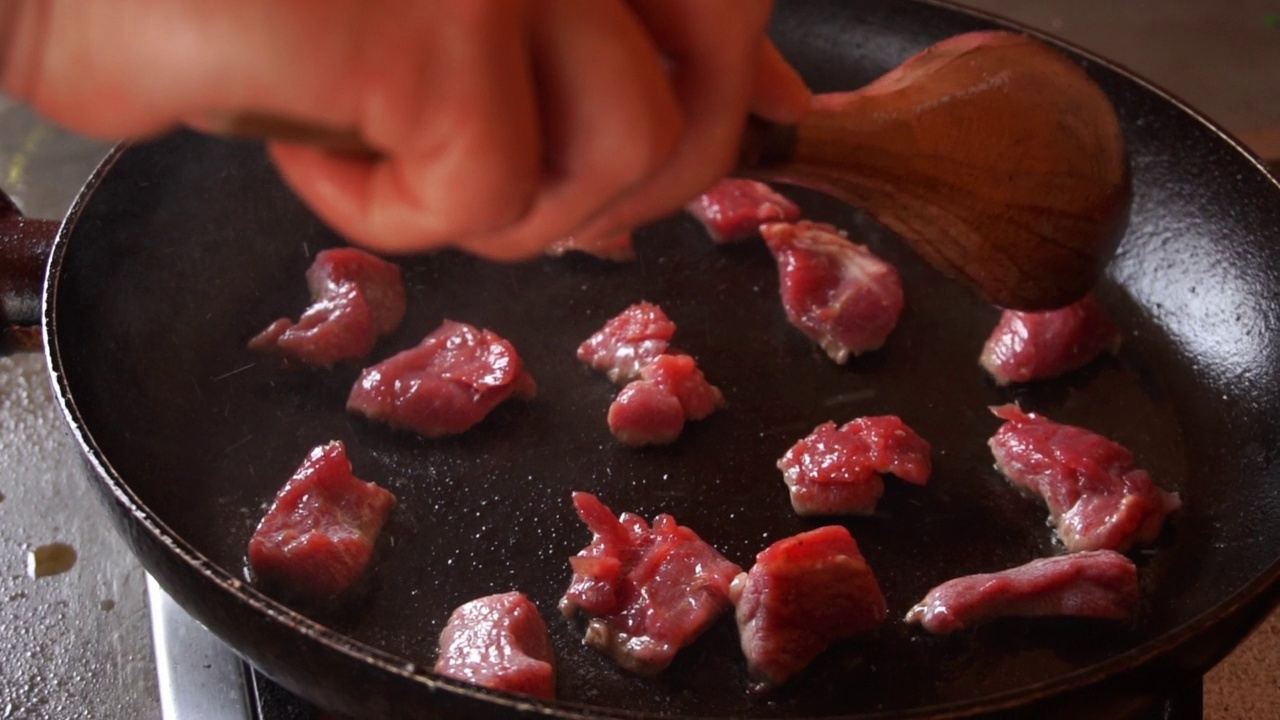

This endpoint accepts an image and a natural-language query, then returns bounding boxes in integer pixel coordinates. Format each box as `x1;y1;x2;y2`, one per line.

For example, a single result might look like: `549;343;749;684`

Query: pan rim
38;1;1280;717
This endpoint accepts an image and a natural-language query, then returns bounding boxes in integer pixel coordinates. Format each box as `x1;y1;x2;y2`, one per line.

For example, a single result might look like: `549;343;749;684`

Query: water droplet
27;543;77;578
99;599;116;612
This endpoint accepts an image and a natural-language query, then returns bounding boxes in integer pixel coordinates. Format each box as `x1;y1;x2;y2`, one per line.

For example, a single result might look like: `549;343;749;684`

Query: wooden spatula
739;31;1127;310
226;30;1128;310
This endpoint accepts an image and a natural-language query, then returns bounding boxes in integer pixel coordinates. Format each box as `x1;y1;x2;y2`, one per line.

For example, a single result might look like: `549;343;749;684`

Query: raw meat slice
988;405;1181;552
248;441;396;600
581;304;724;446
778;416;931;516
607;380;685;447
731;526;887;691
249;247;406;366
980;294;1122;385
904;550;1139;634
685;178;801;244
434;591;556;699
639;353;725;421
577;302;677;384
607;354;726;447
347;320;537;438
559;492;742;676
761;221;904;363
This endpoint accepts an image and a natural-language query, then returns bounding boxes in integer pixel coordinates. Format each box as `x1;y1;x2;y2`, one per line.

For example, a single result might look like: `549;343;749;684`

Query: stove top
147;575;323;719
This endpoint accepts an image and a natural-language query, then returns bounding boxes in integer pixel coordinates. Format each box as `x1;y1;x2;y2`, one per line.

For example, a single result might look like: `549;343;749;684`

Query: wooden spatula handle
738;118;798;170
216;31;1129;310
209;112;377;159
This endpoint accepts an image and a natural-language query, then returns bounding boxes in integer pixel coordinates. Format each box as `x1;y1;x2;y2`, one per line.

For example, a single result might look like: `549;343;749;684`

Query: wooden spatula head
745;31;1129;310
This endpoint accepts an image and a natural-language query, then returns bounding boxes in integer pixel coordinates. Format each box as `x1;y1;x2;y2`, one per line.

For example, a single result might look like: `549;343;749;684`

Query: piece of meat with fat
607;354;726;447
980;293;1122;385
434;591;557;699
248;441;396;601
577;302;677;384
685;178;802;244
988;405;1181;552
248;247;406;366
761;221;904;363
731;526;887;691
778;416;931;516
347;320;537;438
904;550;1139;634
559;492;742;676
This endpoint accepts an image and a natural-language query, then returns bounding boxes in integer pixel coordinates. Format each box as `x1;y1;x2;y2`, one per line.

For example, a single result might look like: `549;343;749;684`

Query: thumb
751;40;811;125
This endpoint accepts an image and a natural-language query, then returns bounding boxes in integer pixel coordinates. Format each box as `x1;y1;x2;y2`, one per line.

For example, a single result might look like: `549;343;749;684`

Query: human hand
1;0;810;259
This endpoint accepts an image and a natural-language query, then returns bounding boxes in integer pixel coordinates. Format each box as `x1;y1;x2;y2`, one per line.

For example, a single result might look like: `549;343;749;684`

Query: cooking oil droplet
0;490;5;503
99;599;116;612
27;543;77;578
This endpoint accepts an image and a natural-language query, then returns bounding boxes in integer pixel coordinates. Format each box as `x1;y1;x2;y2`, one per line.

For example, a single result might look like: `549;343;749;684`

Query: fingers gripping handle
0;191;57;353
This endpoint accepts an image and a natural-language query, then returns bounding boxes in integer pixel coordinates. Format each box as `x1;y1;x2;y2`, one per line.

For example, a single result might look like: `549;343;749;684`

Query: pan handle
0;189;58;354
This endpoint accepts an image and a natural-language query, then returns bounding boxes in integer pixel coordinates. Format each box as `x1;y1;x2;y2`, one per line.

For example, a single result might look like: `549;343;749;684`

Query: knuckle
397;121;539;234
600;115;684;191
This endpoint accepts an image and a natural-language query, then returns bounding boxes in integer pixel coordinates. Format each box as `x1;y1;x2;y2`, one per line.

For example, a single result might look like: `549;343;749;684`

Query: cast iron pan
23;0;1280;717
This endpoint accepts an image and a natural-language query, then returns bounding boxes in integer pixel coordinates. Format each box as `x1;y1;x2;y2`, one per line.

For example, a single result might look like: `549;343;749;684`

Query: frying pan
3;0;1279;717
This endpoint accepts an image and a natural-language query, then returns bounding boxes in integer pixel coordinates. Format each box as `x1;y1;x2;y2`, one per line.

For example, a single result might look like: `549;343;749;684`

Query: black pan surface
46;0;1280;717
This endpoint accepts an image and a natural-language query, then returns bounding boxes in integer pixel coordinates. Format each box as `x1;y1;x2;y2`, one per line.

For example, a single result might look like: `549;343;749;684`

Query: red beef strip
980;293;1122;385
249;247;406;366
778;416;931;516
248;441;396;601
577;302;677;384
685;178;801;244
731;526;887;691
607;354;726;447
988;405;1181;552
904;550;1139;635
434;591;557;700
761;221;904;364
347;320;537;438
559;492;742;676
